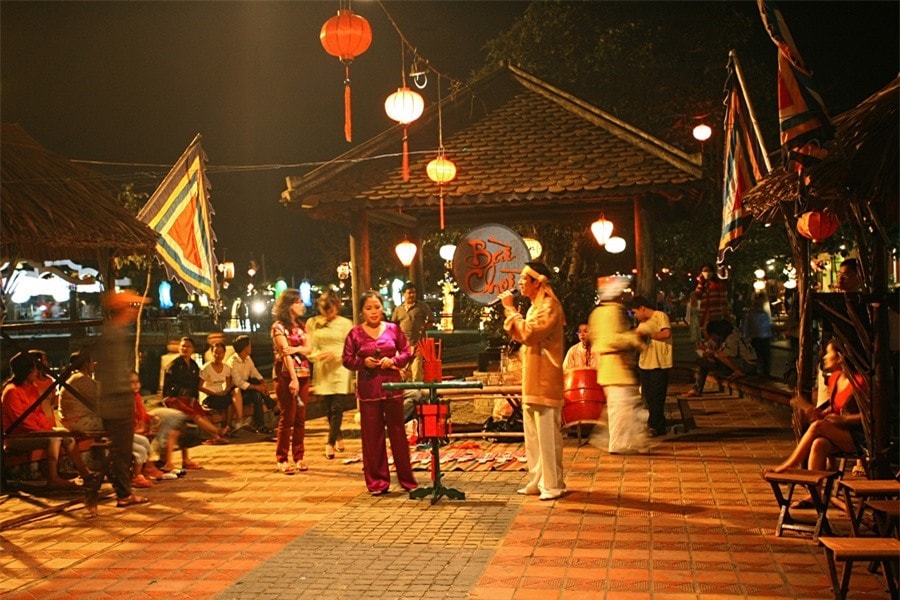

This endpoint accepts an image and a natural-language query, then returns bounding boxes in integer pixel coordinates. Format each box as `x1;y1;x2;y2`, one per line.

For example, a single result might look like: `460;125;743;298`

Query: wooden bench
818;537;900;600
763;468;842;541
837;478;900;536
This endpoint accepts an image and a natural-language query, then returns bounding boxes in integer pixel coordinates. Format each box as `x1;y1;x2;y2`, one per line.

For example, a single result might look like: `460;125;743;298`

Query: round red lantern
796;210;839;243
320;9;372;143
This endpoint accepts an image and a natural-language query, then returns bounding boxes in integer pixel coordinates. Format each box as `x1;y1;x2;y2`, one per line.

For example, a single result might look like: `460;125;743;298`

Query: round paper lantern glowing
385;87;424;124
796;211;839;243
319;9;372;143
426;156;457;183
605;236;626;254
523;237;543;260
692;124;712;142
395;239;418;267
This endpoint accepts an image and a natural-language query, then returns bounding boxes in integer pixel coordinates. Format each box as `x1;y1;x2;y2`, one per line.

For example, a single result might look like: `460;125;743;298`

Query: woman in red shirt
770;339;864;478
1;352;94;488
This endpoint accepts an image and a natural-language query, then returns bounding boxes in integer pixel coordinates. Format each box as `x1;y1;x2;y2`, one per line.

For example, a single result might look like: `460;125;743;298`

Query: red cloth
827;372;865;414
164;396;207;420
1;382;53;434
697;278;729;326
133;392;152;431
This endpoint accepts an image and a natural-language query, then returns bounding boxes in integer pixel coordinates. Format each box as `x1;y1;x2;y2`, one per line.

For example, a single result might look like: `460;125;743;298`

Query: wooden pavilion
744;77;899;477
280;64;707;309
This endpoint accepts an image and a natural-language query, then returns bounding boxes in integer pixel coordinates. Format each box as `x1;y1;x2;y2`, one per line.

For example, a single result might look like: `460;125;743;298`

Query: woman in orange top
771;338;864;476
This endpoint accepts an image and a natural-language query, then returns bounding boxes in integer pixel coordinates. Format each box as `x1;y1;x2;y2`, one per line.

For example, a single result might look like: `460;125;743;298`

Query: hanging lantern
385;87;424;181
591;214;614;246
605;236;626;254
395;239;418;267
796;210;839;243
523;237;543;260
320;9;372;143
426;155;457;184
426;154;456;229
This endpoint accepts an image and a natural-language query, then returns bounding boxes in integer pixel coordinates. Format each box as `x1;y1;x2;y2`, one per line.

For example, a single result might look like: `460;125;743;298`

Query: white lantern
439;244;456;262
384;87;424;124
591;215;614;246
605;236;627;254
395;239;418;267
693;124;712;141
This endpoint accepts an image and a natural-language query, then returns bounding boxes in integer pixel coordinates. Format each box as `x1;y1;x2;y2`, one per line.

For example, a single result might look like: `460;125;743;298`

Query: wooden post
633;198;654;299
349;211;370;321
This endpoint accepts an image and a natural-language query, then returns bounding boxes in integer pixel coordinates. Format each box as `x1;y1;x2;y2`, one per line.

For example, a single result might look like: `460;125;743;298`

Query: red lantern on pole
796;210;839;243
320;8;372;143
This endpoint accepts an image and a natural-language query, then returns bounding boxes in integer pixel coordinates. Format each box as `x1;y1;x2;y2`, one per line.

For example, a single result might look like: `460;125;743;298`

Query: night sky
2;1;897;287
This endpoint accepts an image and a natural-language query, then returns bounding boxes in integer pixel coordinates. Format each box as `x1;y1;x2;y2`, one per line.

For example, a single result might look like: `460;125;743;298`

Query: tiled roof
282;65;704;225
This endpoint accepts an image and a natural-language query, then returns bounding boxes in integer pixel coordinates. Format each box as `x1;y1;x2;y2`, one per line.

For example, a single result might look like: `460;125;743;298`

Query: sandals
182;460;203;470
790;498;815;510
117;494;150;508
202;436;229;445
296;461;309;472
335;440;345;452
851;464;867;477
325;445;335;460
277;462;296;475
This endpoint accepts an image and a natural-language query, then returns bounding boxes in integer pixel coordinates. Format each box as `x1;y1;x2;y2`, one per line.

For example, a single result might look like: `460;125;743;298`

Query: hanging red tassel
402;127;410;182
343;65;352;143
439;188;445;230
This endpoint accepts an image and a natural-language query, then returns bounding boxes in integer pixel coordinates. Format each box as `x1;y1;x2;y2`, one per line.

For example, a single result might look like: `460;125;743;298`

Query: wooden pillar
349;211;370;321
633;198;654;299
869;206;892;479
410;227;425;292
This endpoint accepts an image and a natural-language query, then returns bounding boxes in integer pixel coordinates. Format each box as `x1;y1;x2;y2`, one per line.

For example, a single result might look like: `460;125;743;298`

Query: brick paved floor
0;380;893;599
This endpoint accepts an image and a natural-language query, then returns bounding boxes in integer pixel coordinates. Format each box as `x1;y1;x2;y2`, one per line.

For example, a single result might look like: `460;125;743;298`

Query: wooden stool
837;479;900;536
819;537;900;600
763;468;841;540
865;499;900;538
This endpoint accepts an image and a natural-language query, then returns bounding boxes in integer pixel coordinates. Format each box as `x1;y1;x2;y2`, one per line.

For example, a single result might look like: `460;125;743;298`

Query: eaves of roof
281;64;704;223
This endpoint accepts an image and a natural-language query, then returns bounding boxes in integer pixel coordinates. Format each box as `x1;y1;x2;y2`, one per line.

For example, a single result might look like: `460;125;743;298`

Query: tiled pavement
1;380;893;599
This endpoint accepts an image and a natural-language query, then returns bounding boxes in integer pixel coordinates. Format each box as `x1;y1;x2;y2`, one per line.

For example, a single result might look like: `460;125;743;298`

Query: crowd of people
1;256;876;508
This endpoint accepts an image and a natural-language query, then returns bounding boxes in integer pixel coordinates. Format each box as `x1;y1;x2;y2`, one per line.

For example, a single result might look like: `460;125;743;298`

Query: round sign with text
452;224;529;305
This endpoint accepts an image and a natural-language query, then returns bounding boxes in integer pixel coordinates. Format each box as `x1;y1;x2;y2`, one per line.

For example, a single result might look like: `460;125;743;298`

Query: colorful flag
717;59;769;277
137;135;218;301
758;0;833;170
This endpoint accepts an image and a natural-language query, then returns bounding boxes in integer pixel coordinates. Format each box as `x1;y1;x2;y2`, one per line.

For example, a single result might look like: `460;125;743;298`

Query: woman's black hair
6;352;36;386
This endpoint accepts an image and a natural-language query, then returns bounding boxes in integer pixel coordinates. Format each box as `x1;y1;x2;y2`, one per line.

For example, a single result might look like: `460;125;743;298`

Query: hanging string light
384;43;424;181
319;4;372;143
426;76;456;229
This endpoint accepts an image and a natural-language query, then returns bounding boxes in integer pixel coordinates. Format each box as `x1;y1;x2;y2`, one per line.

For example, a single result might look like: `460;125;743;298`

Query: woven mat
340;442;528;472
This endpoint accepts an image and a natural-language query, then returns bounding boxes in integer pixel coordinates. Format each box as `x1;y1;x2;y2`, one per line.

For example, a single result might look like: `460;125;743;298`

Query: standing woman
307;290;354;459
271;289;313;475
342;291;417;495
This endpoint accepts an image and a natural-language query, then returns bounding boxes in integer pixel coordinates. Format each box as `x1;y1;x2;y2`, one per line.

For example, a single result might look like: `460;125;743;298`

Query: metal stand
382;380;482;504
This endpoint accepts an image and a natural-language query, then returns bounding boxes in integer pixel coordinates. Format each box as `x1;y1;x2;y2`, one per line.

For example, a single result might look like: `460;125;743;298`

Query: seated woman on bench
769;339;865;505
2;352;95;488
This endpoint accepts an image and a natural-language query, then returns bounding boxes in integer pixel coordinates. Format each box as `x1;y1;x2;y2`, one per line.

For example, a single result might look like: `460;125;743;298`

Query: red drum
562;368;606;427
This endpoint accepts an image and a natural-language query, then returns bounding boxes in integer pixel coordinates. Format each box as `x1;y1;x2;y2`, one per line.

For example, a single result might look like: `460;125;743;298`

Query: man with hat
499;262;566;501
391;282;433;381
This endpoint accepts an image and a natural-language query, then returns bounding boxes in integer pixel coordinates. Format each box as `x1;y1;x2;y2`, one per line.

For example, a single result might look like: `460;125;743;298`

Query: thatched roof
1;123;158;261
744;77;899;222
281;65;704;227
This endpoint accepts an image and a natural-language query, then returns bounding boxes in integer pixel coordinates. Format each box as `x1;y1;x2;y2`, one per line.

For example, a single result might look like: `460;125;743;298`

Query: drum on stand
562;368;606;427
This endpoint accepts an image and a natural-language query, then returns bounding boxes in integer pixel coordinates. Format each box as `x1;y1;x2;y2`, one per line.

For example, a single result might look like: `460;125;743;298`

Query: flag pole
729;50;772;172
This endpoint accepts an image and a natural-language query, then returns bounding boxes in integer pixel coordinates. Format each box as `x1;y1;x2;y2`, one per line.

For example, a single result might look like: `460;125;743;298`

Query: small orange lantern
320;9;372;143
796;210;839;243
427;154;456;230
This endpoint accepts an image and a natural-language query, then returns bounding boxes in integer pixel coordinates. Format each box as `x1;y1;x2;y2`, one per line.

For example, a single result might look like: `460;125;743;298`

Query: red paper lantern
796;210;839;243
320;9;372;143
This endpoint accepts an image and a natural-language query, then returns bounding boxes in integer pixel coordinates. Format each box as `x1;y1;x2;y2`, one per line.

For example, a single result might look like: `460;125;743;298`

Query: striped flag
137;135;218;301
717;57;769;277
758;0;833;170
